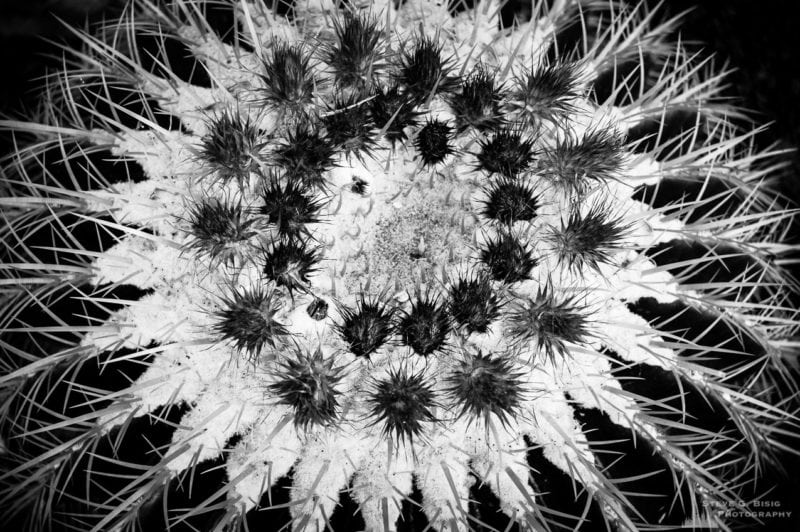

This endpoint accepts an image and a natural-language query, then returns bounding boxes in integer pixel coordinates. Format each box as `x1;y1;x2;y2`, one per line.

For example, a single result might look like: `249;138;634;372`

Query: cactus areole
1;1;798;531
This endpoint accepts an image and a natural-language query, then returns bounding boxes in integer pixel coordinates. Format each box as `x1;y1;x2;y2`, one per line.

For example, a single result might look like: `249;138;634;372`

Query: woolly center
360;187;475;289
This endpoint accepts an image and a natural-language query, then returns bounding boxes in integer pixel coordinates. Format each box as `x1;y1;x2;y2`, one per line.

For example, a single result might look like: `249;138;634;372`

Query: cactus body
1;1;798;531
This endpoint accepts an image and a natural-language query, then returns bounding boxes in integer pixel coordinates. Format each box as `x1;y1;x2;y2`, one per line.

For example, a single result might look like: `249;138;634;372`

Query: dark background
642;0;800;203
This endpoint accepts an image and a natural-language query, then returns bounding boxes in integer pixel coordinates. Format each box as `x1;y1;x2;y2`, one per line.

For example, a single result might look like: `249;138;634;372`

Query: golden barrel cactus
1;1;798;531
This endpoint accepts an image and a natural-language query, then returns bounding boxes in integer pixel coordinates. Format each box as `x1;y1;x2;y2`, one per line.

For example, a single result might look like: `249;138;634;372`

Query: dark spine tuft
414;119;455;167
370;85;422;145
260;43;317;113
398;292;451;356
512;61;580;126
272;122;336;189
262;238;320;293
476;130;535;178
506;286;591;359
448;272;502;334
214;287;289;357
398;35;457;102
199;110;262;184
335;294;395;358
269;347;344;430
448;64;506;133
259;176;324;237
539;128;625;193
480;178;539;225
547;204;630;272
186;199;263;266
326;12;386;90
478;232;537;283
368;367;437;443
445;351;525;426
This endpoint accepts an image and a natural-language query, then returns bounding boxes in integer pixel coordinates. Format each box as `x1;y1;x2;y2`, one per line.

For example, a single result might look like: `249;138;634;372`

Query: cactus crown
1;1;799;531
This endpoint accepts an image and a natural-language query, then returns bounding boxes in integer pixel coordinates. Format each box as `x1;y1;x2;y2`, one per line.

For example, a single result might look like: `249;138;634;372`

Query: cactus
1;1;799;531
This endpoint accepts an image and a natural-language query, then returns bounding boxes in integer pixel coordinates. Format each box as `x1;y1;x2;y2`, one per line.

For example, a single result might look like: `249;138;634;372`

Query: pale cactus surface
1;1;799;531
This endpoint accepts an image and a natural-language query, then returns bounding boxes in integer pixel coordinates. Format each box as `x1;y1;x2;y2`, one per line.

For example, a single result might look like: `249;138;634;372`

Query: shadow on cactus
1;1;799;531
